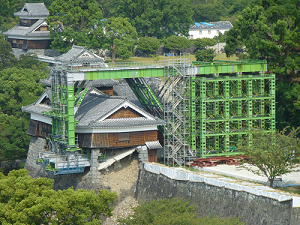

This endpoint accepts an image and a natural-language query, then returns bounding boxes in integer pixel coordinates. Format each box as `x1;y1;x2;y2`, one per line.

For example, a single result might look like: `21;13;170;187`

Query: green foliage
137;37;161;57
163;36;191;55
102;17;137;62
0;68;47;167
110;0;193;38
193;38;217;49
0;169;118;224
195;49;216;62
118;198;244;225
275;82;300;130
13;53;50;71
0;34;17;70
47;0;103;53
193;1;227;22
237;128;300;187
226;1;300;75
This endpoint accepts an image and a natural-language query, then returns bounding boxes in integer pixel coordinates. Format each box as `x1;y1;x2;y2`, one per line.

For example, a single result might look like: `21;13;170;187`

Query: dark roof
55;45;105;64
190;21;233;30
40;76;51;86
113;83;144;108
75;93;163;128
22;87;51;115
14;3;49;17
3;19;50;38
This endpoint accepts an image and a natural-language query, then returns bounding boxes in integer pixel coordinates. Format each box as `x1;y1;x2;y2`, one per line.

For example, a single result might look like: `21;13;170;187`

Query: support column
247;76;253;147
224;77;230;156
199;78;206;158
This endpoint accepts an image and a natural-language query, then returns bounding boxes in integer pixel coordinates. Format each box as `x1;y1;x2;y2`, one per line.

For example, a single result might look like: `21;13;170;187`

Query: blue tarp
199;22;214;26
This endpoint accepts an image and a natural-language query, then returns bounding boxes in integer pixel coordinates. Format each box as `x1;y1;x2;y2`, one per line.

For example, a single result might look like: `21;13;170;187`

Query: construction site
23;46;275;176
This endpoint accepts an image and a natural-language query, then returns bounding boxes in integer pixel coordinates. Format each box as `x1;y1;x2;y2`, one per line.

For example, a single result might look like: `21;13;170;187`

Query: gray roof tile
76;93;163;128
55;45;105;63
14;3;49;17
3;19;50;37
113;83;144;108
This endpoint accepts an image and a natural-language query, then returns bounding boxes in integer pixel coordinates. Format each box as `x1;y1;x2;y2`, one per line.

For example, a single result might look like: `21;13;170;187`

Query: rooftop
190;21;233;30
14;3;49;17
55;45;105;64
3;19;50;37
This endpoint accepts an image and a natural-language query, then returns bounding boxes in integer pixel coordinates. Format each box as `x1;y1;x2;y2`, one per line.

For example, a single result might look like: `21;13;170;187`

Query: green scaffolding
193;73;275;158
43;59;275;169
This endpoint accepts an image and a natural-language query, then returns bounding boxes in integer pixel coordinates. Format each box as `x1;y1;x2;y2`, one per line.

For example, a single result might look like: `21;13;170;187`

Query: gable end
107;107;144;119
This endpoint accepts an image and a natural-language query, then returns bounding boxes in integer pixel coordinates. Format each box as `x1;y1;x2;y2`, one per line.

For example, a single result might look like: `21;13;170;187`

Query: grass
105;53;237;64
275;186;300;195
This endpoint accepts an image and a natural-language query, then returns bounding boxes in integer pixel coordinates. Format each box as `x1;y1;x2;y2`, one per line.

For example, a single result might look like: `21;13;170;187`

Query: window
208;30;211;34
119;133;130;141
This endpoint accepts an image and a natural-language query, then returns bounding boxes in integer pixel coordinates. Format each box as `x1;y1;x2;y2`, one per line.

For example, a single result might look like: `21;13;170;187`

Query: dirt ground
101;152;140;225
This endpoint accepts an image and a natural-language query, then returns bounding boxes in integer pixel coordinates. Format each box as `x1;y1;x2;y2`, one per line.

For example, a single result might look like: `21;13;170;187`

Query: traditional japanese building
3;3;51;50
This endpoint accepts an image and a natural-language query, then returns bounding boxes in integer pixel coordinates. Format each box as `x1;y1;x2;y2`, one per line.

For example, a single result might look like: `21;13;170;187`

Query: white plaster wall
189;29;228;39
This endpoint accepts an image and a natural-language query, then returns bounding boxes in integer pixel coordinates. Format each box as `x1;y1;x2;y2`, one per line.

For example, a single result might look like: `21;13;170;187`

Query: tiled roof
22;87;51;114
22;102;51;115
76;93;163;128
55;45;105;63
14;3;49;17
91;117;163;128
190;21;233;30
40;76;51;86
90;79;119;88
114;82;144;108
3;19;50;37
145;140;163;149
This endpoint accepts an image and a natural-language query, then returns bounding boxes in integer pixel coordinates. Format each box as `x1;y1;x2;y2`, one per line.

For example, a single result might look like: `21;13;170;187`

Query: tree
0;68;47;169
193;1;227;22
0;34;17;70
137;37;161;57
47;0;103;53
102;17;137;63
237;128;300;188
0;169;118;224
195;49;216;62
193;38;217;49
225;1;300;76
110;0;193;38
118;198;244;225
163;35;191;55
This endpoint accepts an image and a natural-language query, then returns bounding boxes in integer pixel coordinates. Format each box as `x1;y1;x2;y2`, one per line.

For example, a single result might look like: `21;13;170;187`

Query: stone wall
24;136;52;179
137;164;300;225
12;48;60;59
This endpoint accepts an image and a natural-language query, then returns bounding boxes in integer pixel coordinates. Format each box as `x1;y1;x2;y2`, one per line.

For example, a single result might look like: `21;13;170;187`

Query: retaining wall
137;163;300;225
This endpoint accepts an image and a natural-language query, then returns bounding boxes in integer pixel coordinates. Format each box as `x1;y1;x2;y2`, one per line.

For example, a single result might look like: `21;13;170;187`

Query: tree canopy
118;198;244;225
237;128;300;187
110;0;193;38
0;67;47;169
0;169;118;224
193;38;217;49
102;17;137;62
225;0;300;76
137;37;161;57
195;49;216;62
47;0;103;53
163;35;191;55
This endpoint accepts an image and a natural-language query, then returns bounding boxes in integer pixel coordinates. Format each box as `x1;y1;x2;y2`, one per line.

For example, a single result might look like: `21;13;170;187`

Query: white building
189;21;233;39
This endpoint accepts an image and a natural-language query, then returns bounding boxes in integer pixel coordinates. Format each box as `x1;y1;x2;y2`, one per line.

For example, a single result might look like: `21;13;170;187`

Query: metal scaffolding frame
163;55;196;166
37;58;274;173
